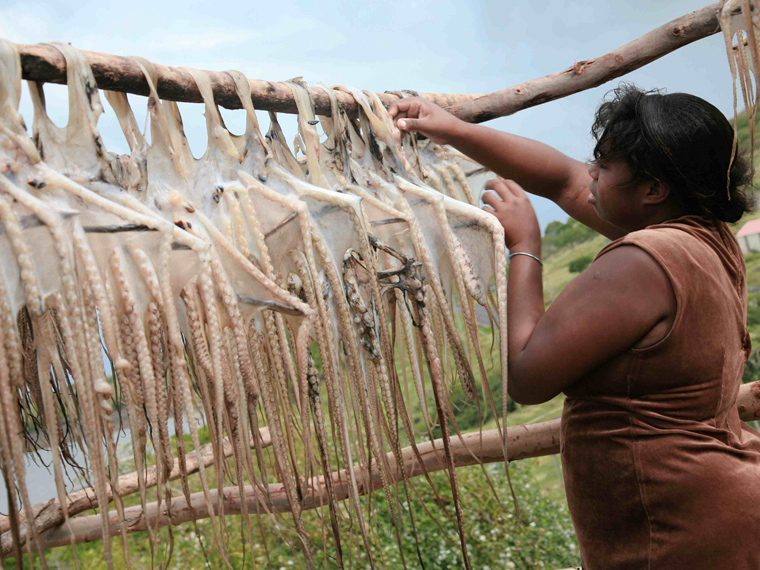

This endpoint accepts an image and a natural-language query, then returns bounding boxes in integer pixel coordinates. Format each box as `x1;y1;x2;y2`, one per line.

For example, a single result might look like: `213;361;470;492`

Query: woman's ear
644;178;670;205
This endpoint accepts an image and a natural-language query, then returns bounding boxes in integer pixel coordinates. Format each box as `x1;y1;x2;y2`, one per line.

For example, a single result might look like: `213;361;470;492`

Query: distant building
737;219;760;254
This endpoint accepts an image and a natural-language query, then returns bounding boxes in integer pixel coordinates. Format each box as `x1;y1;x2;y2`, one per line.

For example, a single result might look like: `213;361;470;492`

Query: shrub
743;348;760;384
365;461;580;569
543;219;598;252
568;255;593;273
747;293;760;327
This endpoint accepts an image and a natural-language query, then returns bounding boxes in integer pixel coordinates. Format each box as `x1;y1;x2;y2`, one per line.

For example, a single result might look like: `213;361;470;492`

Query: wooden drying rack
14;2;723;123
4;0;760;554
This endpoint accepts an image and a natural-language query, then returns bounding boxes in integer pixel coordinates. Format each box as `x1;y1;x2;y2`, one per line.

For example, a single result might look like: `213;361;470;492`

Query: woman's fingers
389;99;421;121
390;105;423;132
388;99;414;119
484;179;512;201
398;118;421;132
392;101;426;132
388;97;461;145
389;98;431;127
481;178;540;249
482;190;505;209
485;178;527;200
503;179;527;197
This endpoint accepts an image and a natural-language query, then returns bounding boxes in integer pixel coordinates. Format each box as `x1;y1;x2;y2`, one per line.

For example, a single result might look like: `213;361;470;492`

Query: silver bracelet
508;251;543;267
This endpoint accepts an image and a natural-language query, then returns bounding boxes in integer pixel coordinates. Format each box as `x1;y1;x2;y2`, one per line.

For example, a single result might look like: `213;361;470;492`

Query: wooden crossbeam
15;42;479;116
0;427;272;540
12;1;724;122
448;1;726;123
16;379;760;552
0;429;272;555
36;419;561;550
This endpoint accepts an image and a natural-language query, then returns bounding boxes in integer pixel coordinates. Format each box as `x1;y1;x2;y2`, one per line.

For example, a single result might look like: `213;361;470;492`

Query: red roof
737;219;760;237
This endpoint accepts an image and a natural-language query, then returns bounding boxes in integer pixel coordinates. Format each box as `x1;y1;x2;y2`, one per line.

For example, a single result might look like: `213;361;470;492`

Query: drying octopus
721;0;760;168
0;39;512;570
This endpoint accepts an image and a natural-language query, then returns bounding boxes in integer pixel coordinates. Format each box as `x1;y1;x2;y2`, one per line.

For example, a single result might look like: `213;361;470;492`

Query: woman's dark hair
591;84;755;223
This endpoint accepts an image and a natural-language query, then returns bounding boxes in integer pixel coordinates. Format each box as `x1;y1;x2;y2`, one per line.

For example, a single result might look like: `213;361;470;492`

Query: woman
388;85;760;569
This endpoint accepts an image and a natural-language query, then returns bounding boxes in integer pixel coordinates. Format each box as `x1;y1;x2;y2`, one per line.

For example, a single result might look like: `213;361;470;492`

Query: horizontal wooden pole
13;1;722;122
737;378;760;421
16;43;479;116
6;377;757;554
0;428;271;555
448;1;725;123
30;378;760;551
36;419;560;550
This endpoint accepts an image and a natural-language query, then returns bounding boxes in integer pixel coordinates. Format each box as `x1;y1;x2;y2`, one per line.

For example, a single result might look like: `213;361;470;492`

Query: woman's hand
388;97;467;145
482;179;541;252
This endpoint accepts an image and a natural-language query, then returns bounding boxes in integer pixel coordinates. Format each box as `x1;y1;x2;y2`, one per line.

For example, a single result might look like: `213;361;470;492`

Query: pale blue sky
0;0;737;229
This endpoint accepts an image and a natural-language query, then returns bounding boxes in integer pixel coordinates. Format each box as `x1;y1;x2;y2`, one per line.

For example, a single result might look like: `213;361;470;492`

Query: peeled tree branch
23;379;760;552
12;2;724;122
0;429;272;555
447;1;725;122
36;419;561;550
15;42;480;117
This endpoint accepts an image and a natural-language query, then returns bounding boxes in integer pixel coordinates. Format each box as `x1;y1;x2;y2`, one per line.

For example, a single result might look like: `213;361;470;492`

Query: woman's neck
647;203;688;226
620;202;687;233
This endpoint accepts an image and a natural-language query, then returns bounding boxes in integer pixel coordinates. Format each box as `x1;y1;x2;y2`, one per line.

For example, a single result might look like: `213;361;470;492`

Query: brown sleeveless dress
561;215;760;569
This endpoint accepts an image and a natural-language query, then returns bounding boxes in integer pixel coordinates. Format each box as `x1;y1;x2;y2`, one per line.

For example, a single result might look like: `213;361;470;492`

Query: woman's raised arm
388;97;625;239
480;179;675;405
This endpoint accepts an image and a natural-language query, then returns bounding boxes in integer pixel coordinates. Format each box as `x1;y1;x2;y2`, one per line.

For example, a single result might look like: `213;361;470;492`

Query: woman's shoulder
595;215;745;296
595;216;730;263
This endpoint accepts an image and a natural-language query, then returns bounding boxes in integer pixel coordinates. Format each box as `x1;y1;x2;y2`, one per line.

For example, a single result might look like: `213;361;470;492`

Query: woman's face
587;158;648;231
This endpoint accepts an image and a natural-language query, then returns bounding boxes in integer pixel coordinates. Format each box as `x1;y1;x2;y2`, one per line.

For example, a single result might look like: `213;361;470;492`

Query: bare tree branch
27;378;760;552
15;42;480;116
0;429;271;554
36;419;560;550
13;3;723;121
447;1;725;123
